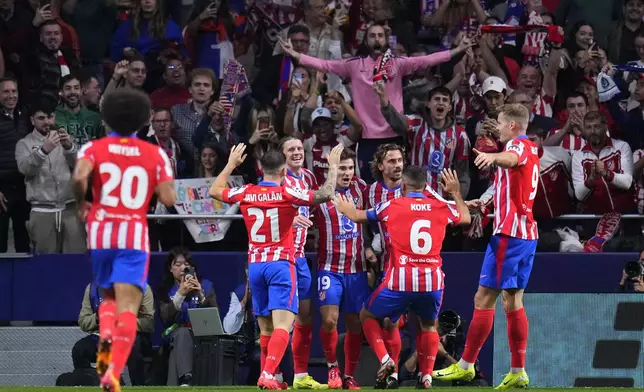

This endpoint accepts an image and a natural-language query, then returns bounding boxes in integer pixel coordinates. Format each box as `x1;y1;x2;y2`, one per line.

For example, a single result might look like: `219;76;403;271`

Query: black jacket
0;108;28;192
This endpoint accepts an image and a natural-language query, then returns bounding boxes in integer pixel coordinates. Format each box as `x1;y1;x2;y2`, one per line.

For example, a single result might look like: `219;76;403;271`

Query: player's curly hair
101;89;151;136
370;143;405;182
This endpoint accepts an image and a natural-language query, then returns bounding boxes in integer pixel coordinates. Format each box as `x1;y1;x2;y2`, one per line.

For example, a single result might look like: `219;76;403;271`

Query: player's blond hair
499;103;529;131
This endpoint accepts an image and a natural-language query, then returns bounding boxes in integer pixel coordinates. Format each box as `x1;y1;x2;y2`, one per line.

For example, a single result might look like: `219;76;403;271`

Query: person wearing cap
303;107;346;184
464;76;506;201
278;23;475;183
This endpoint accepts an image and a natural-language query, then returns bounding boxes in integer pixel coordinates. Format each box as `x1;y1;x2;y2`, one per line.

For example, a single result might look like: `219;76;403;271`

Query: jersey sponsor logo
340;214;356;233
243;192;283;202
399;255;408;265
95;208;106;221
430;151;444;171
507;142;525;154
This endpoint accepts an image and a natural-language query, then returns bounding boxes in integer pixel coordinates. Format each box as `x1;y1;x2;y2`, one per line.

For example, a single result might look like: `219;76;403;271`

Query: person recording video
618;250;644;292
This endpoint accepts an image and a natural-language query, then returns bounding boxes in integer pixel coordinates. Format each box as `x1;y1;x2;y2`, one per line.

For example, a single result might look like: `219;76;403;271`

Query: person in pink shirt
279;23;474;182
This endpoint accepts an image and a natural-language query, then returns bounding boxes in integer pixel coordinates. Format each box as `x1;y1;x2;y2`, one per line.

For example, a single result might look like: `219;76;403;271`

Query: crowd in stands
1;0;644;255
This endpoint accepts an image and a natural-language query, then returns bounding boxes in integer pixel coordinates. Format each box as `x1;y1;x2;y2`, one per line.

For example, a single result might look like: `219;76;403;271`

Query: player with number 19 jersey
220;182;315;316
78;136;174;290
480;135;540;290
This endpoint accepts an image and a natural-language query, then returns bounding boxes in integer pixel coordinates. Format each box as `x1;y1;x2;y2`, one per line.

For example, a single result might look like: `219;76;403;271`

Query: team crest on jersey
399;255;408;265
606;160;614;170
445;137;455;149
340;214;356;233
549;171;558;181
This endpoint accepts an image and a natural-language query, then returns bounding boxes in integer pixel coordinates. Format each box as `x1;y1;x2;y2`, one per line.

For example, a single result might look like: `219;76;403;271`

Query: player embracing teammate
433;103;539;389
334;166;471;389
210;143;343;390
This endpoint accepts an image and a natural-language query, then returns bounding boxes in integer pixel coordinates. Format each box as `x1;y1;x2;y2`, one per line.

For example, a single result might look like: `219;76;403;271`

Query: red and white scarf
55;50;70;77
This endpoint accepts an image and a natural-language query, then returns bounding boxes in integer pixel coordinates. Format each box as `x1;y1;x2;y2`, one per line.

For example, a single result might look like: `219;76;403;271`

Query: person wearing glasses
151;54;190;108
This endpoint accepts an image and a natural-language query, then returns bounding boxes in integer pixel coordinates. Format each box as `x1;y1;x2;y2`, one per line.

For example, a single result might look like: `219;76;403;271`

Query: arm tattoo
312;165;338;204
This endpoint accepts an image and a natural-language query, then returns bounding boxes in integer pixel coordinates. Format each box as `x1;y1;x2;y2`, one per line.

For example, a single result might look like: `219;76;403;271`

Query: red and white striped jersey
78;136;174;251
284;168;319;259
492;136;540;240
303;137;345;185
546;128;586;151
406;115;470;197
221;182;314;264
364;181;403;272
532;88;554;117
367;192;461;292
315;178;368;274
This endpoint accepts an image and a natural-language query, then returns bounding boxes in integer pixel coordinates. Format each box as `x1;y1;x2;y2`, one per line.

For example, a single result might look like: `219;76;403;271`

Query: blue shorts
295;257;312;300
249;261;298;317
479;235;537;290
91;249;149;291
366;286;443;321
373;272;400;323
317;270;370;314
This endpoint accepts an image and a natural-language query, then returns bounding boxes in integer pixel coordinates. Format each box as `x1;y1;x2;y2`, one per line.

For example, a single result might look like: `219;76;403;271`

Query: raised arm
312;144;344;204
397;37;474;76
440;169;471;226
279;37;351;79
209;143;247;201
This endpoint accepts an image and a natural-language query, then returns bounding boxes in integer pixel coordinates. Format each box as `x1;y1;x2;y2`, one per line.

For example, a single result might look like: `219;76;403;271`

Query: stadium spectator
142;107;193;179
15;99;86;253
104;54;148;97
192;100;239;164
21;20;80;109
0;77;30;253
150;54;190;108
72;283;154;386
157;247;217;387
544;91;589;150
172;68;217;160
79;73;101;113
54;74;102;146
607;0;644;64
571;111;634;214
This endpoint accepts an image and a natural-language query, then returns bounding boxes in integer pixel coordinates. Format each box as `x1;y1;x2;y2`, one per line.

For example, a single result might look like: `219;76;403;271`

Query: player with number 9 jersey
77;137;174;290
479;135;540;291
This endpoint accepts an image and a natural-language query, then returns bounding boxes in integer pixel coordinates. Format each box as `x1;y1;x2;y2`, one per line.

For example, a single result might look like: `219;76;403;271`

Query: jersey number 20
99;163;149;209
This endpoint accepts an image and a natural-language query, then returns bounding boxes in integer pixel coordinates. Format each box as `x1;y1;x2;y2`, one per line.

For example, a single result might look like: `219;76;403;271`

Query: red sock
320;328;338;364
419;331;439;375
461;309;495;363
264;328;290;375
416;333;424;375
98;299;117;340
362;318;388;362
506;308;528;368
384;327;402;370
110;311;137;378
292;323;313;374
260;334;271;372
344;332;362;377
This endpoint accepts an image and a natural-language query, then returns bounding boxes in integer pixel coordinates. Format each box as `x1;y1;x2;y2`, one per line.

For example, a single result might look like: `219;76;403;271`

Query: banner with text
174;176;244;243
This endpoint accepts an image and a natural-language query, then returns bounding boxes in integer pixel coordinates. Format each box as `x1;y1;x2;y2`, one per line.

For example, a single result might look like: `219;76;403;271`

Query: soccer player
71;89;177;392
210;143;343;390
280;136;326;389
333;166;470;389
314;148;367;390
433;103;539;389
364;143;405;387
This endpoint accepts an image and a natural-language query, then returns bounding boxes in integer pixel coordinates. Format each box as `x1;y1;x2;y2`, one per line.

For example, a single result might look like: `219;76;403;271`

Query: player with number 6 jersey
210;144;343;390
71;89;177;392
434;104;539;390
334;166;471;389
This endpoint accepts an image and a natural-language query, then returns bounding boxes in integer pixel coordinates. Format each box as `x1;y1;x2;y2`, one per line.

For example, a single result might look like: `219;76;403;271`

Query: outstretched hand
332;193;355;215
440;168;461;196
473;148;496;170
227;143;247;167
278;37;300;60
327;144;344;167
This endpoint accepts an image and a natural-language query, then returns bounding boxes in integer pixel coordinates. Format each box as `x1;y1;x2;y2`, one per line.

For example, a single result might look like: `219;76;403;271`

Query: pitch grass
0;388;638;392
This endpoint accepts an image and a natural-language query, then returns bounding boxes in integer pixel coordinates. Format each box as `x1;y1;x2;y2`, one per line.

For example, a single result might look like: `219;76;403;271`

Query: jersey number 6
410;220;432;255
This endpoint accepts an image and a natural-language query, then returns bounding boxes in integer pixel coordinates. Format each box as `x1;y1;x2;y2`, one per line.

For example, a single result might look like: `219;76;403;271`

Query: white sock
327;361;339;368
274;373;284;383
422;374;432;384
391;372;398;380
458;358;474;370
294;373;308;380
510;367;524;374
262;371;275;379
380;354;391;365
